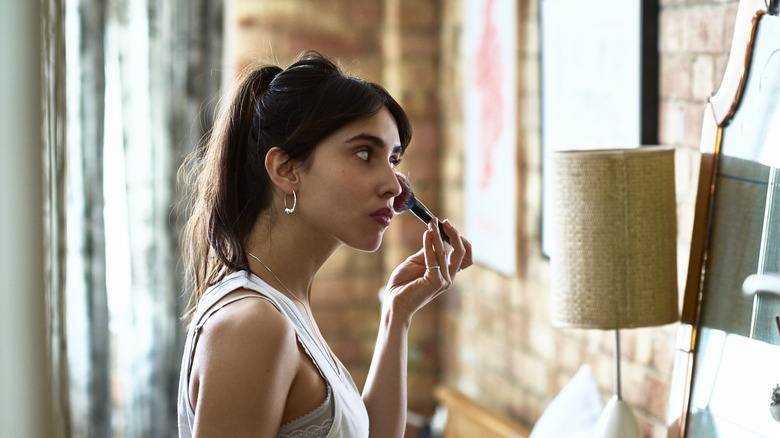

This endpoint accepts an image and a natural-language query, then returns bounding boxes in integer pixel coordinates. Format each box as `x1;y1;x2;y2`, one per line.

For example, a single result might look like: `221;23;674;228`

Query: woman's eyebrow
346;133;386;146
346;133;402;154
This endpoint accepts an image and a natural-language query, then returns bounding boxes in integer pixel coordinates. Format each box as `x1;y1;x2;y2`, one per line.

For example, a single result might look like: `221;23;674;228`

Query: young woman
177;51;472;437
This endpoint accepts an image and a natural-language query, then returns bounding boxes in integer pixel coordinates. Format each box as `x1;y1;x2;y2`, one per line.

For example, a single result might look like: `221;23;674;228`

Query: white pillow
529;364;604;438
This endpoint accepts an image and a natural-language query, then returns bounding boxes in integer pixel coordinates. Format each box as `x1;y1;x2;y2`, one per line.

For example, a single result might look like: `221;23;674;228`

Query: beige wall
229;1;738;436
1;1;51;437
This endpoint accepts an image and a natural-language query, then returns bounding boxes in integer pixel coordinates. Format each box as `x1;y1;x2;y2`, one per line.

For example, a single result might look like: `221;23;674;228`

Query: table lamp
550;146;680;438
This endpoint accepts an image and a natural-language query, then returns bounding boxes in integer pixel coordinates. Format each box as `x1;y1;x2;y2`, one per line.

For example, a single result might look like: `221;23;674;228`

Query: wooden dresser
434;386;531;438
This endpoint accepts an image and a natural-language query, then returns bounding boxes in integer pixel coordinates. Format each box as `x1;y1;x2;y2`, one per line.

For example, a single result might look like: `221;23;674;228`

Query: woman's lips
370;208;394;227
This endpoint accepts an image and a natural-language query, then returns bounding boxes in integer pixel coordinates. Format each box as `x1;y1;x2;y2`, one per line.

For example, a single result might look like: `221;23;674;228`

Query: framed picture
540;0;658;257
463;0;518;275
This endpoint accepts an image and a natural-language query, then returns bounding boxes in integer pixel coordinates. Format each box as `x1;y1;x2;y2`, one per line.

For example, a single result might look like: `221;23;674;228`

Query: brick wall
228;0;739;436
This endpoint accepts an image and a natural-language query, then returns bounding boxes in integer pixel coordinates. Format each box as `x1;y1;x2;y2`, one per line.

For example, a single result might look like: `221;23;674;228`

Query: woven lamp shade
551;147;679;329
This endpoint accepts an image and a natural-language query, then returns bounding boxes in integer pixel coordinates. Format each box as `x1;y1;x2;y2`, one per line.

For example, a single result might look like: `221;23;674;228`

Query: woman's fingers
443;219;466;278
387;219;472;316
460;236;473;269
421;219;450;289
431;219;452;283
422;226;439;273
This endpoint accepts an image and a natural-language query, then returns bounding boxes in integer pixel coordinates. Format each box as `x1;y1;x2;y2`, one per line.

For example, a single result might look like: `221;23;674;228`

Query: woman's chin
349;234;385;253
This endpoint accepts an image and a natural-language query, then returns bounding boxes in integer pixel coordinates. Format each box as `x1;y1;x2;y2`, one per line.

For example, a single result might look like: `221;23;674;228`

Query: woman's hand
384;218;472;320
365;219;470;437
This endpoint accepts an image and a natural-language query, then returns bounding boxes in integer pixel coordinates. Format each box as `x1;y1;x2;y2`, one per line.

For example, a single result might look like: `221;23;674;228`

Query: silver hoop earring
284;191;297;214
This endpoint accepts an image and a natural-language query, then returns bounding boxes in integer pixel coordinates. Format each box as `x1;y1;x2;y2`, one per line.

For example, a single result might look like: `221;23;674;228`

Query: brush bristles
393;172;415;213
393;172;450;245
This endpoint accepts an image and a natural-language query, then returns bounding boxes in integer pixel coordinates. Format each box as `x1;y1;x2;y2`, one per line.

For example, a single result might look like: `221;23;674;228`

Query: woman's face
295;107;404;252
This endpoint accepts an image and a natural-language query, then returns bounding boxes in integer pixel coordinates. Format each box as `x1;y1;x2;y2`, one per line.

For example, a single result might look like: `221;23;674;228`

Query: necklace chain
247;252;307;307
246;251;342;377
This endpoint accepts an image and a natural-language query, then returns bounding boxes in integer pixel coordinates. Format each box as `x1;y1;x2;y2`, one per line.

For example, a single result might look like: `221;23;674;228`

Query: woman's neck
244;213;339;305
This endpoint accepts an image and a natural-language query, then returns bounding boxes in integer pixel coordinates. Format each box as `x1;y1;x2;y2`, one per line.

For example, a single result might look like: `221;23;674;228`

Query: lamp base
595;396;640;438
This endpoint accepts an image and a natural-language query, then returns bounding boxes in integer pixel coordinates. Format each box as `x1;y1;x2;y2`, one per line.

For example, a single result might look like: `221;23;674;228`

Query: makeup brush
393;172;450;245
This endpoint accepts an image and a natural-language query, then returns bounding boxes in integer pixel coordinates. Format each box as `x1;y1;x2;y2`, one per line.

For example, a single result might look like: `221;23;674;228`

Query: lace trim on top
278;384;334;438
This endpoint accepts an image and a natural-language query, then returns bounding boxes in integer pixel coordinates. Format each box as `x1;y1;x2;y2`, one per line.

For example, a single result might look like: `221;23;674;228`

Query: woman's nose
381;166;402;198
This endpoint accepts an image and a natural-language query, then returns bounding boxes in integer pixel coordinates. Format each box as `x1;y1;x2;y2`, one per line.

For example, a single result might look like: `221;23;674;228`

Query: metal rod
614;329;623;400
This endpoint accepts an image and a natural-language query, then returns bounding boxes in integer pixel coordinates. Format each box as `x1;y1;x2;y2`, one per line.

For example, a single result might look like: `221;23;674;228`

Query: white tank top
177;270;370;437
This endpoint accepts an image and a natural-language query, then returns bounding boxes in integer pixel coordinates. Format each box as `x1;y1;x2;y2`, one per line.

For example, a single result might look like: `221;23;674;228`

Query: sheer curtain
44;0;223;436
42;0;71;435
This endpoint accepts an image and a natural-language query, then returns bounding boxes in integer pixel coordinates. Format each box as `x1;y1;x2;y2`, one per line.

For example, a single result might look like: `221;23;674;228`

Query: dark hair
180;51;412;319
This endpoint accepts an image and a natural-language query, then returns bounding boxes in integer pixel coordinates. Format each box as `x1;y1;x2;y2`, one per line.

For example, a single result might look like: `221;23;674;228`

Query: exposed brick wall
228;0;739;436
228;0;385;77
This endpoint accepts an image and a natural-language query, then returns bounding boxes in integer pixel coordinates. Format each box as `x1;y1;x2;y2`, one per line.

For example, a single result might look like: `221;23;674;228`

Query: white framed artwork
463;0;518;275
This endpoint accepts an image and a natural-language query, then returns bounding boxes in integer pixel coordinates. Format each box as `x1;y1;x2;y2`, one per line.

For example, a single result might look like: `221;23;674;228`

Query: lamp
550;146;679;438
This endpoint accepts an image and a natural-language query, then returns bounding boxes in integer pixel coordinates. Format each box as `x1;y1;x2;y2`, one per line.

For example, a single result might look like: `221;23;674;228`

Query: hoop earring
284;191;297;214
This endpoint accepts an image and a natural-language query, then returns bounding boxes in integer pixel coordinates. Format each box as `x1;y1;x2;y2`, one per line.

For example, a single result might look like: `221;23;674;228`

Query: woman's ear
265;147;299;193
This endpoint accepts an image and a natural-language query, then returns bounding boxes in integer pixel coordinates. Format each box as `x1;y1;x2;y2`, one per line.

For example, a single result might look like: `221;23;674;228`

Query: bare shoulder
194;288;299;374
190;288;299;435
202;289;294;346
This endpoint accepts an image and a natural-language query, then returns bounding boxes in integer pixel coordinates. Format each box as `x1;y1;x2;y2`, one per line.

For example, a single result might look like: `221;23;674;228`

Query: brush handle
410;200;450;245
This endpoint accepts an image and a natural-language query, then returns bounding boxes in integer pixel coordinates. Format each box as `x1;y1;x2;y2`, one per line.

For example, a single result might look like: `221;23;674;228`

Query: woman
177;51;472;437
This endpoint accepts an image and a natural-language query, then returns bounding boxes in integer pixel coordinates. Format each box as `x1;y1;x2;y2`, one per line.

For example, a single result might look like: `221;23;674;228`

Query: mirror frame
666;0;771;436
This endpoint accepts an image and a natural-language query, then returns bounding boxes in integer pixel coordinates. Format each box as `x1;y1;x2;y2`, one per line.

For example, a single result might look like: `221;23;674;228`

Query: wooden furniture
434;385;531;438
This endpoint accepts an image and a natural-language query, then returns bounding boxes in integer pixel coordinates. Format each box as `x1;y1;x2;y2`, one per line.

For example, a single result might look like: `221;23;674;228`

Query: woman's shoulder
189;289;300;432
192;288;301;395
202;288;296;353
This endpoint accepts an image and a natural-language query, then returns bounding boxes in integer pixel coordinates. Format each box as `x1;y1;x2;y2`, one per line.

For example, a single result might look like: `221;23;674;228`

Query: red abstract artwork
472;0;504;191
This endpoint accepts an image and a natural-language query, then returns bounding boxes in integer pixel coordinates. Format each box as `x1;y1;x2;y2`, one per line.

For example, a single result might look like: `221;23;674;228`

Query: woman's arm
362;302;411;437
363;219;472;437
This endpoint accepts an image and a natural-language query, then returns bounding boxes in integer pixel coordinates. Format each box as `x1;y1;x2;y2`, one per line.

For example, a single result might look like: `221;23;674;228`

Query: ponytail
179;66;280;321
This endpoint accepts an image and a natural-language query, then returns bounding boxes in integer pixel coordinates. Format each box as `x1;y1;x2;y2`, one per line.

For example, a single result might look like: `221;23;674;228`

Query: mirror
668;0;780;436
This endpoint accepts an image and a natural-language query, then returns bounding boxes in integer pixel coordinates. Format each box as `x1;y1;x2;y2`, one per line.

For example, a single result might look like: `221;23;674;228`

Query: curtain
44;0;223;436
109;1;224;435
43;0;72;436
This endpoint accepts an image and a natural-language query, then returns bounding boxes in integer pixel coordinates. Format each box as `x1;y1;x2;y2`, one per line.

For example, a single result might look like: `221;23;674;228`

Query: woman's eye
390;156;402;168
356;150;370;161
